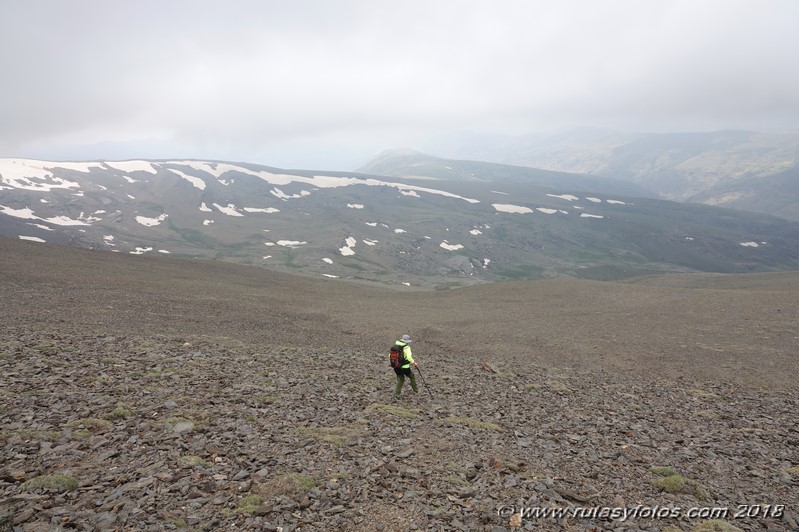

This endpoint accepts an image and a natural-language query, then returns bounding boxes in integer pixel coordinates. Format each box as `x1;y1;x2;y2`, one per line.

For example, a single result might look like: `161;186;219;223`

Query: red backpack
389;344;407;369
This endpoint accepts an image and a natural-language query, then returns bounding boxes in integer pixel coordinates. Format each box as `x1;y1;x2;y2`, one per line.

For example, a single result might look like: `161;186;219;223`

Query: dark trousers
394;367;418;395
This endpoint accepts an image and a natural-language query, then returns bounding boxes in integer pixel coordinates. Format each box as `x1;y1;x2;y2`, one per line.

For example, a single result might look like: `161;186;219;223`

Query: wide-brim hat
400;334;412;343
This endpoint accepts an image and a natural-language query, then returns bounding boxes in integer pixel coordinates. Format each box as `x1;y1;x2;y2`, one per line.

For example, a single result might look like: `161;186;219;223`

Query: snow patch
322;274;339;278
400;190;420;198
271;187;311;200
347;203;364;209
322;258;334;264
19;235;46;243
470;229;482;235
580;213;604;219
213;203;244;216
0;159;81;191
607;199;626;205
548;194;579;201
203;220;214;225
105;160;159;174
440;241;464;251
276;240;306;248
394;228;406;234
0;205;91;226
135;214;168;227
536;208;558;214
168;168;206;190
585;197;601;203
363;239;378;246
739;241;759;247
243;207;280;213
130;247;153;255
492;204;533;214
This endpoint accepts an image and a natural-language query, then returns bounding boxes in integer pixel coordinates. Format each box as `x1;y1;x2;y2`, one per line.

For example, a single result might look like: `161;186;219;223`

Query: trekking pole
415;365;434;399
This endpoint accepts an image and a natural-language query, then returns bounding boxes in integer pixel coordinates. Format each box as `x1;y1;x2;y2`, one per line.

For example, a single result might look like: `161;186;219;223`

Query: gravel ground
1;238;797;531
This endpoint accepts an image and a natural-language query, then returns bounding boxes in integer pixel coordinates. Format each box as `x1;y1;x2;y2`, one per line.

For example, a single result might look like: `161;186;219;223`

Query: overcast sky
2;0;798;169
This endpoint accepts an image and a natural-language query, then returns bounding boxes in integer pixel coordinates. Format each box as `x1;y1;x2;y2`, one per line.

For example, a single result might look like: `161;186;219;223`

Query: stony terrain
1;237;798;531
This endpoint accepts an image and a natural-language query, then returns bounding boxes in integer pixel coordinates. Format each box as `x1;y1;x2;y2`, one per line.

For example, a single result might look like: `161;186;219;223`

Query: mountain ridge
424;129;799;220
2;156;799;288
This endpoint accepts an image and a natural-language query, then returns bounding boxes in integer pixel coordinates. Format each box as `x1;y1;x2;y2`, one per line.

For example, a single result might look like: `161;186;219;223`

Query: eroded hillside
1;238;797;530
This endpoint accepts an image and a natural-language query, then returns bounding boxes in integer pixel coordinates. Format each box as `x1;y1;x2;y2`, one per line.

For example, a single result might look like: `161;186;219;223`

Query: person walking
392;334;418;398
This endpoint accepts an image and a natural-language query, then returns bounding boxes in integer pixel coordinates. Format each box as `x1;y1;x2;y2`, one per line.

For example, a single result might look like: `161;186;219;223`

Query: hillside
1;237;797;530
424;129;799;221
3;157;799;289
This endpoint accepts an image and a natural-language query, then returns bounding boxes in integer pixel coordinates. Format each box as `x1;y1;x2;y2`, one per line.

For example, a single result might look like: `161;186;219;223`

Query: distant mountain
2;157;799;288
424;129;799;220
356;149;654;197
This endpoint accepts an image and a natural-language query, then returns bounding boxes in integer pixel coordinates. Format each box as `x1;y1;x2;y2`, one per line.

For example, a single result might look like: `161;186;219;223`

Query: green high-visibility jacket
393;341;414;369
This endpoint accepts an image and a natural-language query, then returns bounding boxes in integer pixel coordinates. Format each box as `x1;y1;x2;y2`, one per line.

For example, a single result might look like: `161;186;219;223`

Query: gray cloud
2;0;798;169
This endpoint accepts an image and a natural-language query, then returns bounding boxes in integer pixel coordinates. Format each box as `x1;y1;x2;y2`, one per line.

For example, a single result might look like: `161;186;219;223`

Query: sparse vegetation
222;495;262;516
256;473;316;499
651;466;679;477
652;473;708;500
179;455;210;468
109;405;132;419
20;473;78;492
1;234;798;529
365;403;419;419
254;395;277;405
65;418;112;432
297;425;363;447
441;417;503;431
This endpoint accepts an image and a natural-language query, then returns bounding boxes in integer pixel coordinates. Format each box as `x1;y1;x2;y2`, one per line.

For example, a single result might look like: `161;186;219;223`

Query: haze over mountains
1;148;798;288
425;129;799;221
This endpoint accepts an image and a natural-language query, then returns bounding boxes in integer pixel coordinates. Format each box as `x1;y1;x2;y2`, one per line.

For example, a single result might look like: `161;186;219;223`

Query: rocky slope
1;238;797;531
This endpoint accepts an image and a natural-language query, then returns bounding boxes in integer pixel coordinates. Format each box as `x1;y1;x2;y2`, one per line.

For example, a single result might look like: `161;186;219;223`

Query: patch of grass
256;473;316;499
254;395;277;405
652;474;708;500
694;410;721;419
166;519;188;529
445;463;466;475
34;343;59;355
222;495;262;516
545;380;571;392
445;475;469;487
65;418;112;432
524;383;541;392
365;403;419;419
651;466;679;477
442;417;503;431
297;425;363;447
6;429;62;443
785;466;799;474
20;473;78;492
109;405;132;419
686;388;717;398
179;455;210;468
693;520;743;532
652;474;685;492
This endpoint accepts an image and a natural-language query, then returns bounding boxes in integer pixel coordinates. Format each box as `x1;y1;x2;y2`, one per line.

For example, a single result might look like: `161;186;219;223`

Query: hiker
392;334;418;397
